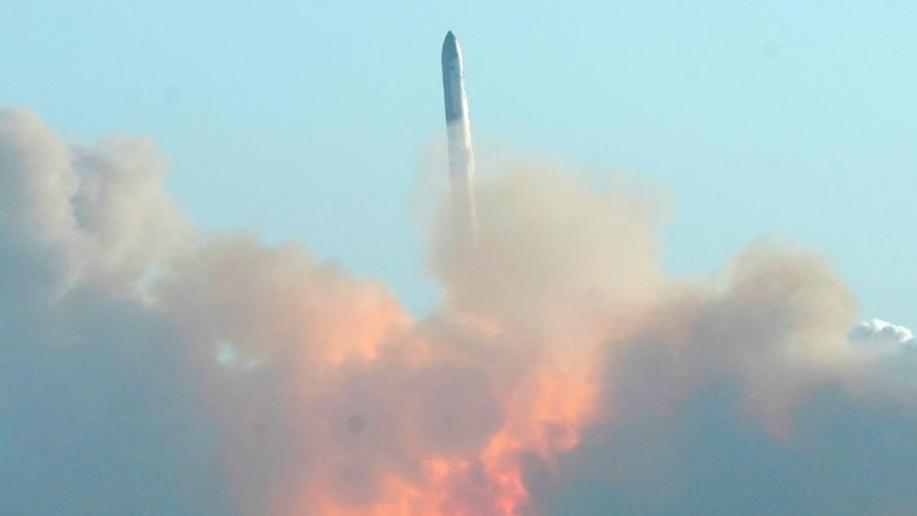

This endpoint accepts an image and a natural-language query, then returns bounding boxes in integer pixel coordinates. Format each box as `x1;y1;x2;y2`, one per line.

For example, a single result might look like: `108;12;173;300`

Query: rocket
442;31;478;264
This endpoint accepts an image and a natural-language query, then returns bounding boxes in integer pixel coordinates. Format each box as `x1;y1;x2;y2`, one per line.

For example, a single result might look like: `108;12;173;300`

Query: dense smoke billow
1;107;915;515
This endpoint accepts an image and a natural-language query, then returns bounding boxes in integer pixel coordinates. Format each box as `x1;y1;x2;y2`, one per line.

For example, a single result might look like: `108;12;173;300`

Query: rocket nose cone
442;31;459;59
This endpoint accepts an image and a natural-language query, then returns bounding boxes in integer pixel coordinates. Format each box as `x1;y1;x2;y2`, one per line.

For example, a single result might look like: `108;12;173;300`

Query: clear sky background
2;1;914;327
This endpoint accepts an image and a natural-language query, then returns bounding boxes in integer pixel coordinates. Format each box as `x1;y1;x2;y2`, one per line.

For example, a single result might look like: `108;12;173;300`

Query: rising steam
1;107;915;515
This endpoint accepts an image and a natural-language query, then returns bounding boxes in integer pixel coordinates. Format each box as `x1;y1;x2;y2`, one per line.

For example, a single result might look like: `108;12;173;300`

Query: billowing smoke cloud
1;107;915;515
0;108;223;515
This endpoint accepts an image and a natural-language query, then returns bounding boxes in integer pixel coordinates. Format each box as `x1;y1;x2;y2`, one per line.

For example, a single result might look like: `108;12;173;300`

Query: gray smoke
1;107;916;515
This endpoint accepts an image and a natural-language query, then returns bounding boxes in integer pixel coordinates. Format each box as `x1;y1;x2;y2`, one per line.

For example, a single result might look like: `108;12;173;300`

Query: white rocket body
441;31;478;263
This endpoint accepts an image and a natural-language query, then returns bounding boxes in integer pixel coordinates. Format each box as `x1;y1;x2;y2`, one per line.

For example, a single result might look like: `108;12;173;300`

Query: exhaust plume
2;107;916;515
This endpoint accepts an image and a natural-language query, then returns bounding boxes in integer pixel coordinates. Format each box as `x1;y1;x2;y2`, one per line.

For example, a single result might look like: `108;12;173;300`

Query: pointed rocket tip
442;31;459;58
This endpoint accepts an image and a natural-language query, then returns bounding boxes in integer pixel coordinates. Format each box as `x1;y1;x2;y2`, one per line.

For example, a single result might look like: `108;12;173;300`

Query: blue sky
2;0;914;326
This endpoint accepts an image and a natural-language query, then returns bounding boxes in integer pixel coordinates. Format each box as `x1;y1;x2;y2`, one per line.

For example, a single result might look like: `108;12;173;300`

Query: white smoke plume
1;107;915;515
850;318;916;349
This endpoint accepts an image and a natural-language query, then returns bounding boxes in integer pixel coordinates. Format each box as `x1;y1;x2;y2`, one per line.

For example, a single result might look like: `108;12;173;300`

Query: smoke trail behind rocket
442;31;478;265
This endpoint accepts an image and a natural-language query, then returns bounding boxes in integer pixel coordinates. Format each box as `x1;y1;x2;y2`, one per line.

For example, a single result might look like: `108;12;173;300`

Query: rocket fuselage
441;31;477;263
